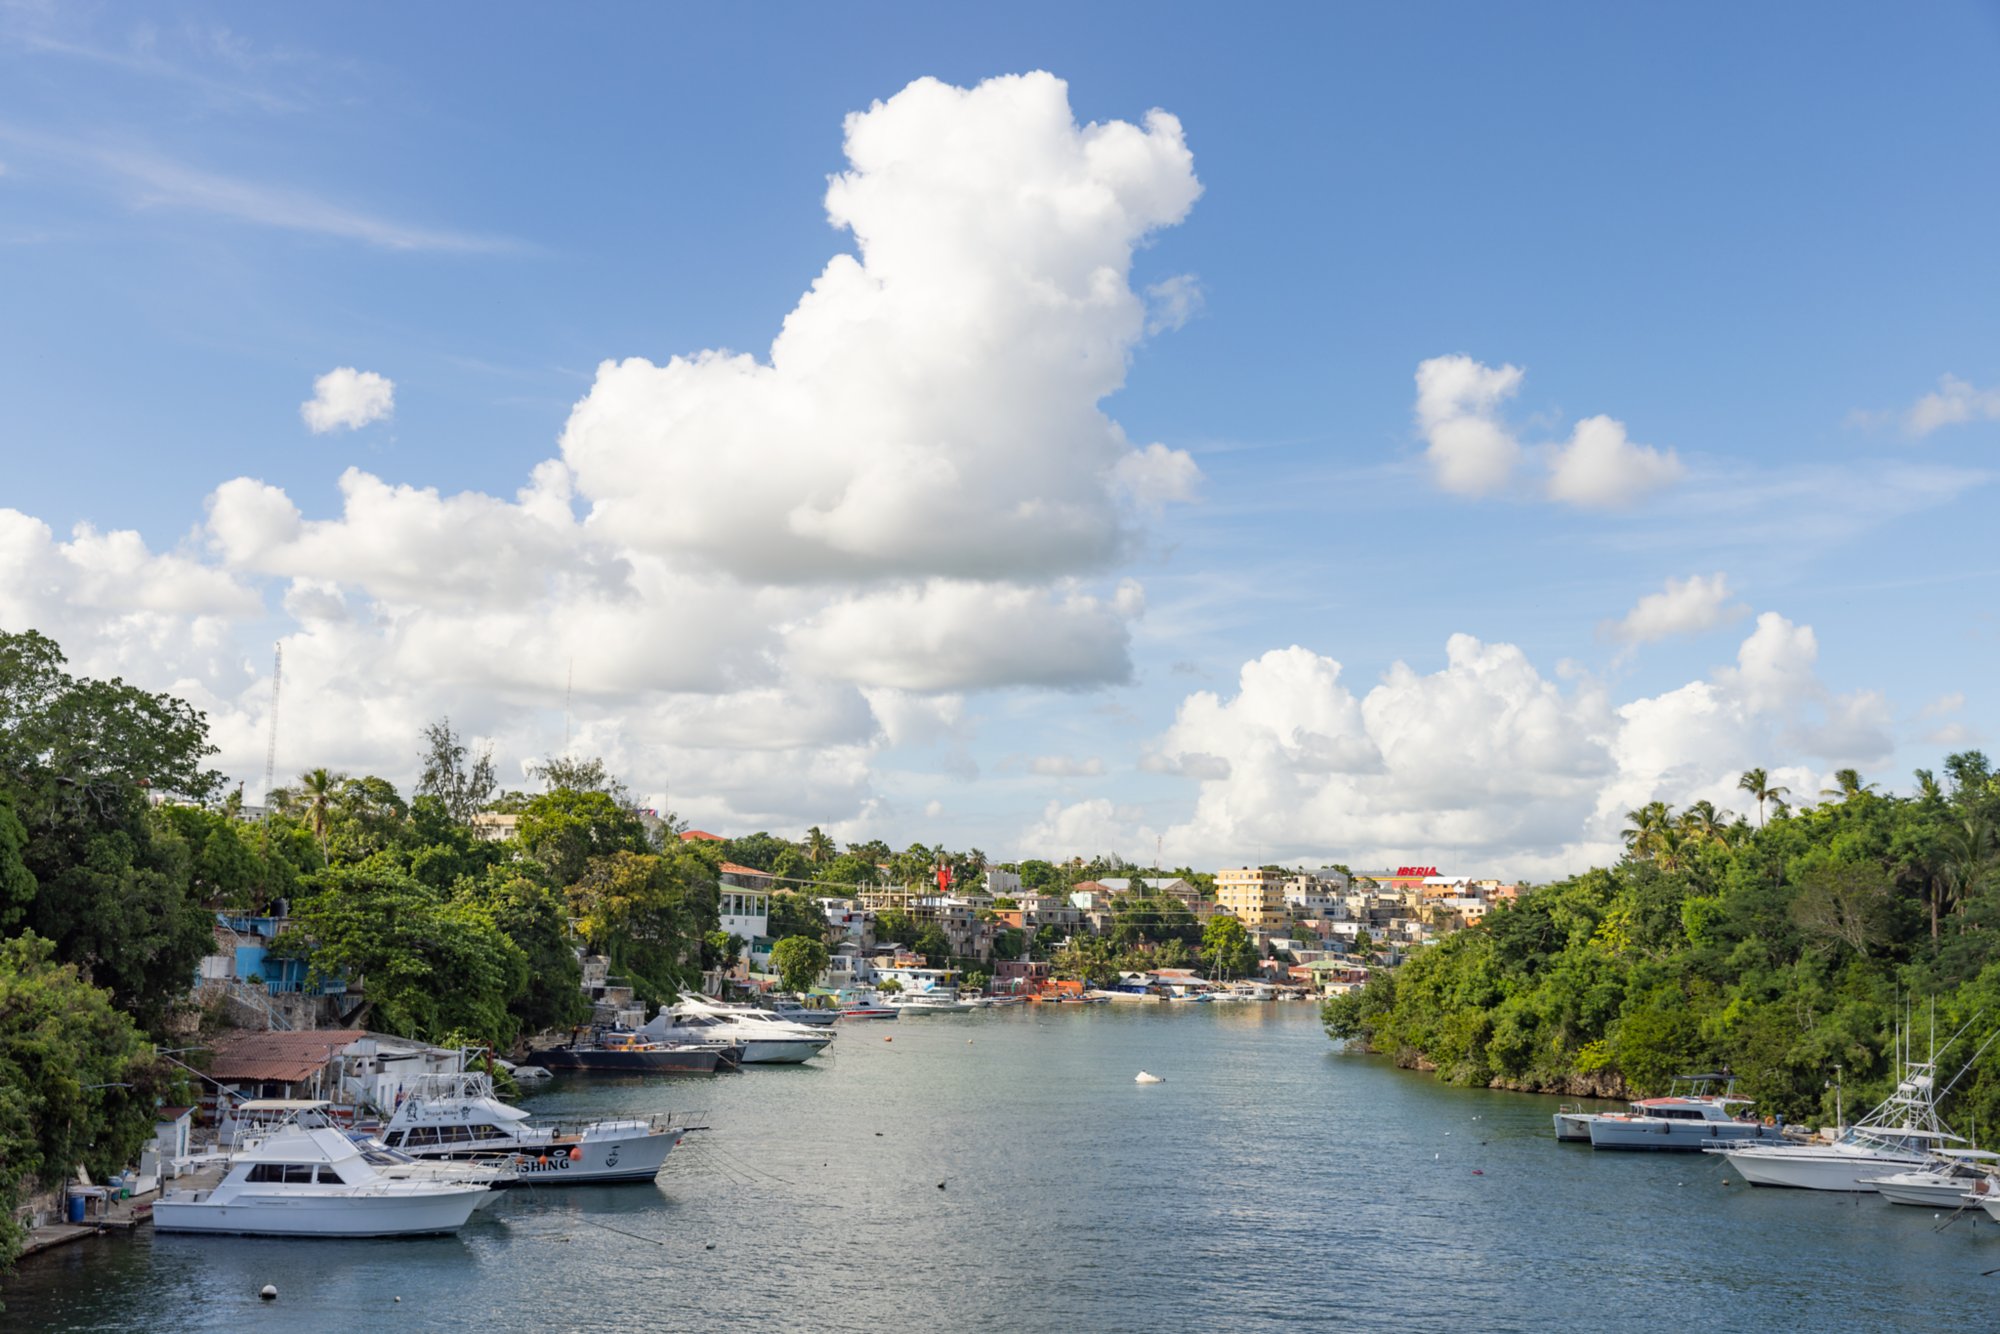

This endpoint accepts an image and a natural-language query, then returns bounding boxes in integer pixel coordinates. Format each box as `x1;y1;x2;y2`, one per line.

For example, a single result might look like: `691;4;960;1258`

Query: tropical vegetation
1324;755;2000;1127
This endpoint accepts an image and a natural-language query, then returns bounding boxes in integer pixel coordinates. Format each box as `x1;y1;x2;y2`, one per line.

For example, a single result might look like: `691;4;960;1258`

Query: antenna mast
261;642;282;807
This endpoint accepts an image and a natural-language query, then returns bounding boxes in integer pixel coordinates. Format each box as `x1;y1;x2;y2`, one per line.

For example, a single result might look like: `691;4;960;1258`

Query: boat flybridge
154;1125;490;1237
1710;1011;2000;1191
381;1072;686;1184
1582;1074;1789;1152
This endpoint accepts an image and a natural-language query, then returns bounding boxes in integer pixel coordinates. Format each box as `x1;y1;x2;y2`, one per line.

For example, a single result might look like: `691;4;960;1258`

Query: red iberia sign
1394;866;1440;878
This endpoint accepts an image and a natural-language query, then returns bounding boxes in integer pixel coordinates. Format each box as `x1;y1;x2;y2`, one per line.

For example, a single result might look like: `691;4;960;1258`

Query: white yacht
642;998;836;1063
1584;1076;1789;1152
222;1099;513;1200
381;1072;684;1184
154;1125;489;1237
1711;1019;1992;1191
1859;1149;2000;1207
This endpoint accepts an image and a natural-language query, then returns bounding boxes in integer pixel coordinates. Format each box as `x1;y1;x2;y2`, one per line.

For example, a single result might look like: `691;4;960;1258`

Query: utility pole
261;643;282;809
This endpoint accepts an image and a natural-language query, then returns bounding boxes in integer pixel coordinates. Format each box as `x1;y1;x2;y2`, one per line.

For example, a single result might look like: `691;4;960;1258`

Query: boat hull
1862;1173;1985;1208
427;1131;679;1186
1587;1119;1788;1152
738;1037;833;1064
153;1187;486;1237
527;1047;722;1074
1715;1146;1928;1191
1553;1113;1596;1143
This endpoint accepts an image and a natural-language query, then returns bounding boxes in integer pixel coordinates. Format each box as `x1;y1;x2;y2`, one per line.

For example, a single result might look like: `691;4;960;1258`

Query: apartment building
1213;867;1289;929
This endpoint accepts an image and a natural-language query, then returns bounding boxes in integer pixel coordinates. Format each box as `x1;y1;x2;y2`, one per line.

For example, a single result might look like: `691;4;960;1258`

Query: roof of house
680;829;725;842
719;862;775;879
203;1029;366;1084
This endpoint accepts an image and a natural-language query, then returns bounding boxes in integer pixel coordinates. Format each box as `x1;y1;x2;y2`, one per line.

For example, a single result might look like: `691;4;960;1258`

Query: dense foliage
1325;757;2000;1125
0;934;181;1269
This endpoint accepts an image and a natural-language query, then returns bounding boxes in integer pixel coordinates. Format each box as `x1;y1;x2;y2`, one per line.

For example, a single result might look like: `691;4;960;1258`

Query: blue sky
3;3;1997;875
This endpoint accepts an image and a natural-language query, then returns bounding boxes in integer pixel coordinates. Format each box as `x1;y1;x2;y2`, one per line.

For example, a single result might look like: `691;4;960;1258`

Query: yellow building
1213;867;1288;929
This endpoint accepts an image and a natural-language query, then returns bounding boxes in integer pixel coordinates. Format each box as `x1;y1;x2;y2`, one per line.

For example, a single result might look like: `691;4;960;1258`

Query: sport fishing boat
1711;1015;1996;1191
1584;1075;1789;1151
154;1125;490;1237
381;1073;686;1184
641;998;835;1064
526;1028;742;1074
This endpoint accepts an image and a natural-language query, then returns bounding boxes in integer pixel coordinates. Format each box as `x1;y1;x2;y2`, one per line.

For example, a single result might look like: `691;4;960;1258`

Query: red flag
936;863;953;893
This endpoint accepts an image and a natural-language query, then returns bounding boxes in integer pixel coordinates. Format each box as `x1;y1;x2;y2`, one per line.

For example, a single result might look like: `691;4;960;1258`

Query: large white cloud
0;72;1206;836
558;71;1202;586
1034;612;1905;878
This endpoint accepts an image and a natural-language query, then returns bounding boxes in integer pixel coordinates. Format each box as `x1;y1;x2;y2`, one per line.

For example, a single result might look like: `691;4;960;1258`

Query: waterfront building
718;863;772;946
1214;867;1288;929
1097;876;1202;906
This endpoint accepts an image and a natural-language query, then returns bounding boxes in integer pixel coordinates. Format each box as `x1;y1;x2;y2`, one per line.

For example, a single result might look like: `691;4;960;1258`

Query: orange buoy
568;1146;582;1161
537;1155;549;1166
884;1036;893;1042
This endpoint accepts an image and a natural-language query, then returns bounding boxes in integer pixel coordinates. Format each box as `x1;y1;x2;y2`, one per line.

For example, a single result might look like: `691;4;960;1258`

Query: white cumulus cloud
1030;612;1906;877
1546;414;1685;508
300;367;394;433
1606;573;1746;646
1030;754;1105;777
557;71;1202;587
1412;355;1684;507
1414;354;1524;496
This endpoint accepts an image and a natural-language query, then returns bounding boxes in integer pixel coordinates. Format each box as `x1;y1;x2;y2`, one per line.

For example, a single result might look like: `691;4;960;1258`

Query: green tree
1738;767;1790;829
517;788;648;885
770;935;829;994
278;864;527;1045
803;826;835;864
1202;915;1259;979
913;921;951;965
466;872;588;1034
415;716;498;825
874;908;916;946
0;934;182;1271
564;848;717;1005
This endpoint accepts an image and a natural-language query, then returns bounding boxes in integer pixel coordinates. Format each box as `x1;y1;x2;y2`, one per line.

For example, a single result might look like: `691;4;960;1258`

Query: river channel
5;1003;1992;1331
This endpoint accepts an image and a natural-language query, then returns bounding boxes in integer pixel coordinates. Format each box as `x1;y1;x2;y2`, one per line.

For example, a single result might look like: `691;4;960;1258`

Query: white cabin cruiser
1585;1075;1788;1151
642;998;835;1063
887;991;976;1014
382;1073;684;1184
767;998;839;1027
154;1125;489;1237
1861;1150;2000;1207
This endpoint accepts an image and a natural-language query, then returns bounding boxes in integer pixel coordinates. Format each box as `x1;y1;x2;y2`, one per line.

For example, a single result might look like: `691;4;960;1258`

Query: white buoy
260;1285;277;1302
1135;1071;1164;1084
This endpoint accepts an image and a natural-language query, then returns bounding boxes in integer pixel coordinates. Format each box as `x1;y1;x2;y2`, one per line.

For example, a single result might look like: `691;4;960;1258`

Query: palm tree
1915;768;1944;804
1622;802;1675;862
1934;816;1998;941
1821;768;1877;802
298;767;339;858
1679;800;1729;848
803;826;834;864
1738;769;1790;828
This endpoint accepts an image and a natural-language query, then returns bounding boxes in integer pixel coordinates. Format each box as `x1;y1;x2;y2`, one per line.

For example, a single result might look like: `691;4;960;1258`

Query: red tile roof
203;1030;366;1084
680;829;725;842
719;862;774;878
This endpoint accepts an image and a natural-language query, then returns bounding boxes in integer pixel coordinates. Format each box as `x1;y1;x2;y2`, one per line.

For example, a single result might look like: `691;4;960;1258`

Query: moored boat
381;1073;685;1184
154;1125;489;1237
527;1029;742;1074
642;998;835;1064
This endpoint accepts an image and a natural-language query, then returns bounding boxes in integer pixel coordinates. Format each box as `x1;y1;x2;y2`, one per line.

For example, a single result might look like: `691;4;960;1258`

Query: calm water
6;1004;1995;1331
